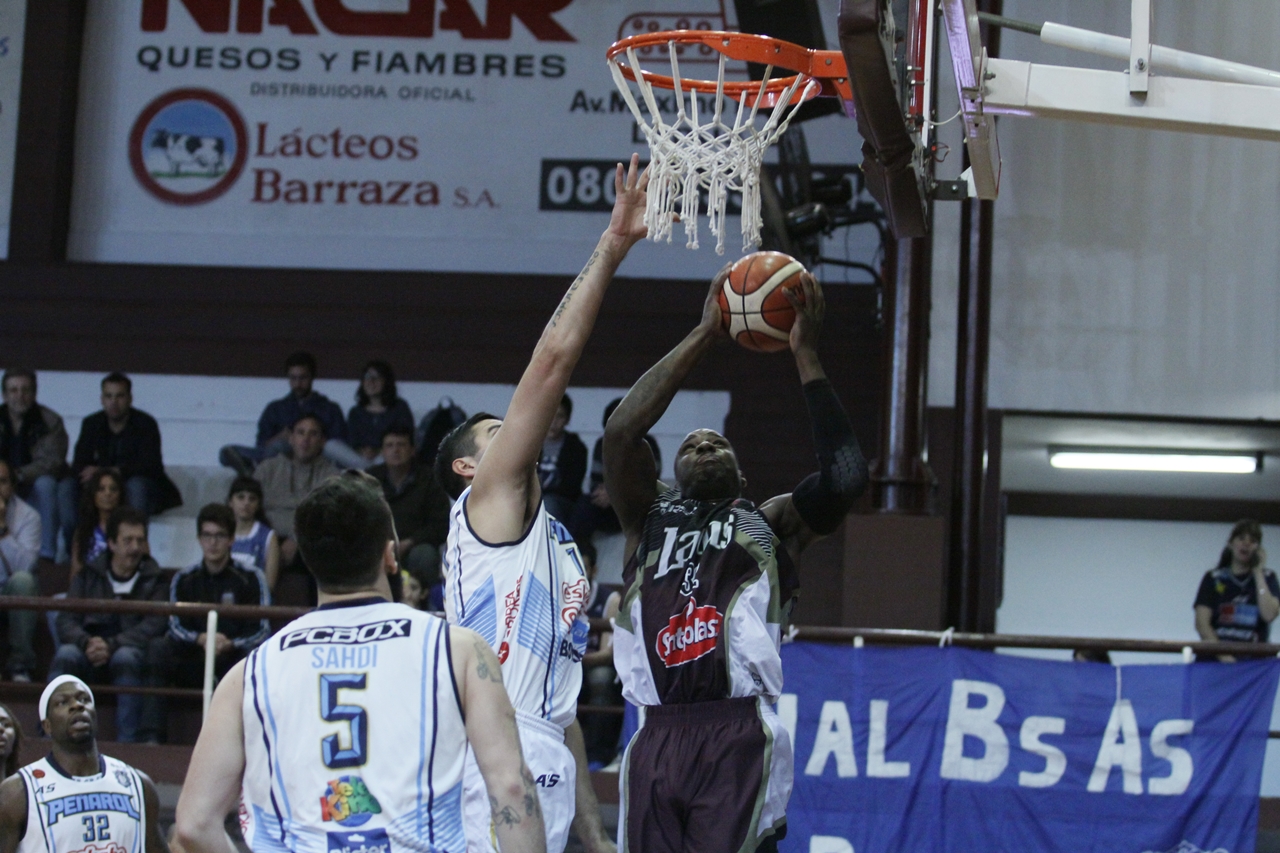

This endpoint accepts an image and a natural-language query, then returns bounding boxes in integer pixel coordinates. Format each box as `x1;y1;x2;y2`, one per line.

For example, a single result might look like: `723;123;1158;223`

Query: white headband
39;676;93;722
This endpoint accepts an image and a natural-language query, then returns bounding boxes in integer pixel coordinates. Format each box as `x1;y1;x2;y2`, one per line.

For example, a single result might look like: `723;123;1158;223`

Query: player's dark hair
1;368;36;396
434;412;499;499
603;397;622;429
295;471;394;592
381;425;415;445
0;701;24;778
227;476;269;525
107;506;148;542
357;359;399;407
196;503;236;538
1219;518;1264;569
284;351;317;376
101;371;132;393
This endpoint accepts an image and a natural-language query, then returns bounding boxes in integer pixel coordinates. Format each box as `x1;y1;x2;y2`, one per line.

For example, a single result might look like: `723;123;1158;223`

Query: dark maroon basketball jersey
614;487;799;705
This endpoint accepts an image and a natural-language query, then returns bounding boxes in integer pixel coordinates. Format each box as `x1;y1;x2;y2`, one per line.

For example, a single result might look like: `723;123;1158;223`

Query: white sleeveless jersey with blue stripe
16;754;147;853
241;600;467;853
443;487;589;730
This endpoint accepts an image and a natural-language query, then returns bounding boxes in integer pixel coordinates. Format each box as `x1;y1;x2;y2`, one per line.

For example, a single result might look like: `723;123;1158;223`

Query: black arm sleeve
791;379;869;535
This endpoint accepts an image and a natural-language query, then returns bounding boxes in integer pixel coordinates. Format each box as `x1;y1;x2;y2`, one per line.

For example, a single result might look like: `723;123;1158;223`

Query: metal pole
202;610;217;720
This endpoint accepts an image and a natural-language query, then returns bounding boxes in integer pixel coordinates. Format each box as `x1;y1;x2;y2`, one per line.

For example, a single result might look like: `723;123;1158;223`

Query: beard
680;463;741;501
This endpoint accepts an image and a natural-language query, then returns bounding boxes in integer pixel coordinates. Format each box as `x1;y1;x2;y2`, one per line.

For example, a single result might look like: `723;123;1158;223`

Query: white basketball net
608;44;818;255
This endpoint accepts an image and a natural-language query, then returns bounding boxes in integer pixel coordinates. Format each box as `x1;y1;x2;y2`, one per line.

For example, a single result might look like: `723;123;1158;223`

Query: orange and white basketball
717;251;807;353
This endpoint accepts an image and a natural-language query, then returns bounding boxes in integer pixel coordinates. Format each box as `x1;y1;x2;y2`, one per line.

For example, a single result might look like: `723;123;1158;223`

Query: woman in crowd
227;475;280;592
347;360;414;463
70;467;124;577
1194;518;1280;661
0;703;22;778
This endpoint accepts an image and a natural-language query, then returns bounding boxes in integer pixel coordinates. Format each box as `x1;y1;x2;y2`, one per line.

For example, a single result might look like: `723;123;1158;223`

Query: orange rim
606;30;852;104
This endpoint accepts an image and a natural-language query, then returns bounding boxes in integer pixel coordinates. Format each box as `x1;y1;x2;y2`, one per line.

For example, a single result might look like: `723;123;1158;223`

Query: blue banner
779;645;1280;853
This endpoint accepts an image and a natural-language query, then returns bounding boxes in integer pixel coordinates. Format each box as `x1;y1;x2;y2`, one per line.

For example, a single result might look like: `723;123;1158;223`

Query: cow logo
114;769;132;788
655;599;722;667
326;828;391;853
128;88;247;205
319;776;381;827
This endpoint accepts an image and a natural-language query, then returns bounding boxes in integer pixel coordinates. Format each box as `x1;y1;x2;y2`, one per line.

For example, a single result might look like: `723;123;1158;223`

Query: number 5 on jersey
320;673;368;769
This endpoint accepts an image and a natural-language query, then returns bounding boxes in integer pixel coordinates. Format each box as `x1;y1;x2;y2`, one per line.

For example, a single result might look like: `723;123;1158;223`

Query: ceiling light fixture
1047;448;1263;474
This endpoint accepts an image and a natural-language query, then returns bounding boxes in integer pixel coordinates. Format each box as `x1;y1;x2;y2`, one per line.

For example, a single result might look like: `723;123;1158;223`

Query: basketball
717;251;808;353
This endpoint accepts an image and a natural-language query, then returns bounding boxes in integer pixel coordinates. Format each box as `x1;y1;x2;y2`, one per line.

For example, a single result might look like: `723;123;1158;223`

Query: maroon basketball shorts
621;697;789;853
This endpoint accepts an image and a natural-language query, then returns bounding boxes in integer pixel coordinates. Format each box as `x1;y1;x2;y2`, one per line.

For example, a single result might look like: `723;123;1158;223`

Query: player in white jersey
433;155;650;853
176;473;546;853
0;676;167;853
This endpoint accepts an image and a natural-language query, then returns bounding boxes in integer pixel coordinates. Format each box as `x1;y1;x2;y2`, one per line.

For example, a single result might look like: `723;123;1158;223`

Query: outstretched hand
784;272;825;355
697;261;733;341
605;153;650;250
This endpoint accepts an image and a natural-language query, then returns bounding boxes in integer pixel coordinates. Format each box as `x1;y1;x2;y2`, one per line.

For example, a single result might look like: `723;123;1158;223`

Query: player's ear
383;540;398;575
739;472;748;494
452;455;476;480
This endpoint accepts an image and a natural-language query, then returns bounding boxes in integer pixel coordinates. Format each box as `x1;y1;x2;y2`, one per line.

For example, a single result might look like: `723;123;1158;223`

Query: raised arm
604;266;730;539
451;627;546;853
760;274;868;558
175;661;246;853
467;156;649;543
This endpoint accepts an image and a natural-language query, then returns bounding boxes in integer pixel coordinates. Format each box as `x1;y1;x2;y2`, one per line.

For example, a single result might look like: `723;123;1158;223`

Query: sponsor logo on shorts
319;776;382;827
655;600;723;667
280;618;411;649
68;843;126;853
326;828;390;853
44;793;140;825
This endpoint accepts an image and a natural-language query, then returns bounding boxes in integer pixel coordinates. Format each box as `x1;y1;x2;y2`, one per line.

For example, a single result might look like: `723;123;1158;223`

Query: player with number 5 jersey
175;473;547;853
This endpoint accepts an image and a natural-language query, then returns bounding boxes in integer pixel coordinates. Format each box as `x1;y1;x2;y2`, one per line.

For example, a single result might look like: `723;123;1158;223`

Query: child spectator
226;476;280;590
347;360;414;462
70;468;124;577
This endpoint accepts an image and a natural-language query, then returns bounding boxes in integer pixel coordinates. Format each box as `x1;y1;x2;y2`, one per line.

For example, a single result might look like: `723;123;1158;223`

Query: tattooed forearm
521;766;539;817
474;640;504;683
549;250;599;328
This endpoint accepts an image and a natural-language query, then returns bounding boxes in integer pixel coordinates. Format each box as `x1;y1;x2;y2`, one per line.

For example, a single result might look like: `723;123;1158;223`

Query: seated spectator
1195;518;1280;662
538;393;587;522
50;506;167;742
0;459;40;682
568;397;661;544
0;369;75;561
143;504;269;743
1072;648;1111;664
70;468;124;578
348;360;414;462
367;427;450;589
577;540;623;767
0;702;22;779
400;566;429;611
226;475;281;590
219;351;364;474
257;415;340;598
72;372;182;519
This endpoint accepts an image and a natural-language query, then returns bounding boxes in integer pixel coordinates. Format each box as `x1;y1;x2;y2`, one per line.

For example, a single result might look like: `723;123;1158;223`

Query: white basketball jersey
443;488;588;730
241;600;467;853
16;754;147;853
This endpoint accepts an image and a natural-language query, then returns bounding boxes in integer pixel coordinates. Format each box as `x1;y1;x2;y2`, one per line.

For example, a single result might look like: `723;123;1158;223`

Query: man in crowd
256;415;340;599
72;372;182;518
0;677;168;853
0;459;40;682
51;507;168;742
604;271;867;853
143;503;269;742
219;351;362;474
0;369;75;561
367;426;451;590
538;394;588;522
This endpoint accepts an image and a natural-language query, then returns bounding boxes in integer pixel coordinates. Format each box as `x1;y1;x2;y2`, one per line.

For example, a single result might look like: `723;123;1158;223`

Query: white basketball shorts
463;710;576;853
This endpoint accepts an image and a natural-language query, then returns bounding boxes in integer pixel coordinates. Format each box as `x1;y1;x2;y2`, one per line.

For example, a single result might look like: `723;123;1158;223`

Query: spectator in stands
0;459;39;682
568;397;661;544
219;351;364;474
257;415;340;597
400;566;428;611
0;703;22;778
1195;519;1280;662
367;427;449;589
577;540;623;767
348;360;414;462
0;369;75;561
538;393;587;522
72;372;182;519
226;475;280;591
142;504;269;743
51;506;167;742
70;468;124;578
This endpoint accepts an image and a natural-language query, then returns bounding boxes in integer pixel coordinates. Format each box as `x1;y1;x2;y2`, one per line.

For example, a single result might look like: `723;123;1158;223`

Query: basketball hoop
606;31;851;255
